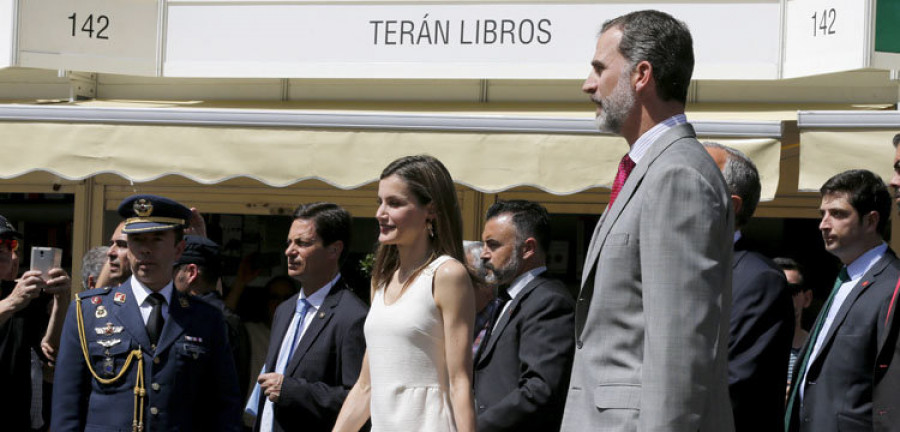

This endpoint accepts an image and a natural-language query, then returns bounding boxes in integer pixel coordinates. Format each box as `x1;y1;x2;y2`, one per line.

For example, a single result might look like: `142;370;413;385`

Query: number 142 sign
783;0;869;78
18;0;159;76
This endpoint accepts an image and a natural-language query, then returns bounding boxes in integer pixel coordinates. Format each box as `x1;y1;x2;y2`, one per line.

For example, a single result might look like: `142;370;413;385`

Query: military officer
51;194;241;432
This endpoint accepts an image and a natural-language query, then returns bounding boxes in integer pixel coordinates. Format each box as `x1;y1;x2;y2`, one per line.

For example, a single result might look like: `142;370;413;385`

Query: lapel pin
95;305;108;318
863;281;870;287
179;297;189;308
91;296;102;305
114;292;126;304
318;312;325;319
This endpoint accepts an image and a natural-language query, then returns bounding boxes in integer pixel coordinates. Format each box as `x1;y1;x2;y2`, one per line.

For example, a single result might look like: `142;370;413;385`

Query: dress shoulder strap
423;255;453;276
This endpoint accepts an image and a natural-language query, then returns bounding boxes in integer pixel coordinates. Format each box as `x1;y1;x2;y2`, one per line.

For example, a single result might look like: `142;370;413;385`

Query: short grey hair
463;240;488;281
81;246;109;289
703;142;761;228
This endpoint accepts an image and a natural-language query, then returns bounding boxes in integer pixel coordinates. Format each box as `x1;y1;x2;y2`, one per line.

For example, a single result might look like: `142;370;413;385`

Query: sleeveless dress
365;255;457;432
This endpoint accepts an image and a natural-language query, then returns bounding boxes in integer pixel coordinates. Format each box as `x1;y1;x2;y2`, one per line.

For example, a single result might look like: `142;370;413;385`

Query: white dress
365;255;457;432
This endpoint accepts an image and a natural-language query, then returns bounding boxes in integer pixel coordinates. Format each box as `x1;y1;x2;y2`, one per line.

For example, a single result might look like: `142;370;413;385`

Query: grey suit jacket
561;123;735;432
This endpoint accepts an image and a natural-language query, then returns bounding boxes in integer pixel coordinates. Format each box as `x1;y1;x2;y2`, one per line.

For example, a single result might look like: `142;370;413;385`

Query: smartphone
31;247;62;280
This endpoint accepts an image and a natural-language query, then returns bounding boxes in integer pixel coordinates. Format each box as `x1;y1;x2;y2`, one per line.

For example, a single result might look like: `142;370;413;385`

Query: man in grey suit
561;10;735;431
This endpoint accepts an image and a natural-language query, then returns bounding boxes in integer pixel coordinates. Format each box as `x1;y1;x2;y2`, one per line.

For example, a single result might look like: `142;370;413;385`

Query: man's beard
484;251;520;285
594;73;636;134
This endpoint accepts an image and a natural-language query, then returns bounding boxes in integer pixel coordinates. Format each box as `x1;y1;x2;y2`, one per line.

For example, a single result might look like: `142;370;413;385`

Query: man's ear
731;194;743;219
174;238;186;261
329;240;344;259
87;274;96;290
863;210;880;233
186;264;200;284
521;237;538;261
632;60;653;93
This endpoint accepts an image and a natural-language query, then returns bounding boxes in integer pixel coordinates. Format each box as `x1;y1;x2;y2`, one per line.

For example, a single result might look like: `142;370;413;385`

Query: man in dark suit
562;10;734;431
174;235;252;399
474;200;575;432
52;194;242;432
253;202;367;432
705;143;794;431
786;169;900;432
874;133;900;432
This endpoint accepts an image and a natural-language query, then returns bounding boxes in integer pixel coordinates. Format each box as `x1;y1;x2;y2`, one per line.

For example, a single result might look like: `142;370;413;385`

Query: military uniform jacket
51;279;242;432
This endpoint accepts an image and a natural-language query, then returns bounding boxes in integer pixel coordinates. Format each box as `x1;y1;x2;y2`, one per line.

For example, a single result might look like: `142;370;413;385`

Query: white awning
798;110;900;192
0;101;785;197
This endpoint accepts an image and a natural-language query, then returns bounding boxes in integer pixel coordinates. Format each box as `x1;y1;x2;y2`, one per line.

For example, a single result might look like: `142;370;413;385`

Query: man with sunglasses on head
0;214;72;431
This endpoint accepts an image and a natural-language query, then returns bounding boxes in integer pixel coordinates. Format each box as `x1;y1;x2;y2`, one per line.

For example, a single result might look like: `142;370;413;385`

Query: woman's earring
427;221;435;239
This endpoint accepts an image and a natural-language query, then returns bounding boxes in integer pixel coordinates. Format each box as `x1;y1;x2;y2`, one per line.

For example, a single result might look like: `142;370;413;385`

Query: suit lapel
476;276;544;366
266;293;300;372
285;285;343;374
155;291;191;354
580;123;698;286
111;282;152;351
732;249;748;270
811;254;891;367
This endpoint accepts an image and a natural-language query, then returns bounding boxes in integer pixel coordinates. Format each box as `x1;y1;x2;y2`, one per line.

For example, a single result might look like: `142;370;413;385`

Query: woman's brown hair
371;155;464;290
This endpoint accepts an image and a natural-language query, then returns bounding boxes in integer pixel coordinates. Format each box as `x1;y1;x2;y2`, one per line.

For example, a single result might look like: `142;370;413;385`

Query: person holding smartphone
0;214;72;431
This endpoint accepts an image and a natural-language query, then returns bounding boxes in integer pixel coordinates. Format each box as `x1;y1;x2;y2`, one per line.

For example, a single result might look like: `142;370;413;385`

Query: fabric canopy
798;111;900;192
1;102;784;198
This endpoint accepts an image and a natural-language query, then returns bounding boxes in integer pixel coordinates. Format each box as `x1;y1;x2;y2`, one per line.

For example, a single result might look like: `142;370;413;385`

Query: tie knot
620;154;636;173
147;292;166;306
296;298;312;314
837;267;850;284
498;288;512;304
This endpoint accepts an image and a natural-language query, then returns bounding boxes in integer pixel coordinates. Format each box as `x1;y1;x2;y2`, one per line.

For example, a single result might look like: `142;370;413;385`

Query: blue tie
276;298;312;374
260;298;312;432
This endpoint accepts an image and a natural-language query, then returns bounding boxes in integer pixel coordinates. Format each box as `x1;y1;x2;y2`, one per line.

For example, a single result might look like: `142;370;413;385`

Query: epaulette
76;285;114;300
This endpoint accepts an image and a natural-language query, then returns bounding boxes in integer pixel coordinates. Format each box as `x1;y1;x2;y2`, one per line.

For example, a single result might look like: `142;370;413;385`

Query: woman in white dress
333;155;476;432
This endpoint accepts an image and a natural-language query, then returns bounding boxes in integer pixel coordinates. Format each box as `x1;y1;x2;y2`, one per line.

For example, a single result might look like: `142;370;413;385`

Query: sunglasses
0;238;18;251
788;283;806;295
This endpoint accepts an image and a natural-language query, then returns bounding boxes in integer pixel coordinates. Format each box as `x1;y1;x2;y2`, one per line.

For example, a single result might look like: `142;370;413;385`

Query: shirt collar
845;242;888;281
628;114;687;164
505;266;547;301
300;273;340;311
130;275;174;306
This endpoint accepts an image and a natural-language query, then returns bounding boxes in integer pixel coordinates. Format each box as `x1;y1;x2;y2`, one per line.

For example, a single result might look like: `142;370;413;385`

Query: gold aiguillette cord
75;299;146;432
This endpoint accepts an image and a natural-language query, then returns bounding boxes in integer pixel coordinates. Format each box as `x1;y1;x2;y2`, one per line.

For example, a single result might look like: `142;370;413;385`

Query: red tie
609;154;636;206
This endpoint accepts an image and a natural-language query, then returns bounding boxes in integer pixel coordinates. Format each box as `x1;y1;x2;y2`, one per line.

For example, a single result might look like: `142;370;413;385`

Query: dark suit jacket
254;279;367;432
727;240;793;432
787;250;900;432
198;291;252;399
873;257;900;432
474;273;575;432
51;280;242;432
